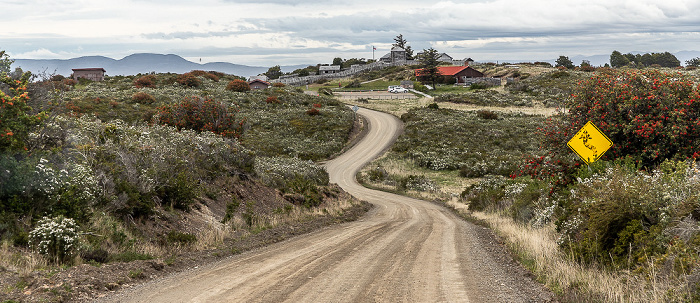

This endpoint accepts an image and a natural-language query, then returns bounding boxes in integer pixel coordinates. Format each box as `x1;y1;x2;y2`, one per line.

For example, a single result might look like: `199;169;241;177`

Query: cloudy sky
2;0;699;67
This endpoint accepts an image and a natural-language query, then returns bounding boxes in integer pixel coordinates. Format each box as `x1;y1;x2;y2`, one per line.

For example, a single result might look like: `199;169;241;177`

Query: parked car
387;85;400;92
390;87;409;93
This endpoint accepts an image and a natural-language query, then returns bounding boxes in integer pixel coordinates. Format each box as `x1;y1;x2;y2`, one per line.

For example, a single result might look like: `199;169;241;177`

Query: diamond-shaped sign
567;121;613;165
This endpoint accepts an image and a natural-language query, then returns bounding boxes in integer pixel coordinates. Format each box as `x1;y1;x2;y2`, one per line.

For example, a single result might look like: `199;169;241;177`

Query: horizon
2;1;700;67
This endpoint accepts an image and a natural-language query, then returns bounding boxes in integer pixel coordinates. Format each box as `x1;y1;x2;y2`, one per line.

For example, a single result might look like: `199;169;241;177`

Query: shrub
131;92;156;104
539;69;700;171
188;70;219;82
166;230;197;245
272;82;285;87
306;108;320;116
226;79;250;92
175;73;202;88
28;216;79;262
318;88;333;96
156;96;243;138
266;96;280;104
0;71;45;152
133;75;157;88
476;110;498;120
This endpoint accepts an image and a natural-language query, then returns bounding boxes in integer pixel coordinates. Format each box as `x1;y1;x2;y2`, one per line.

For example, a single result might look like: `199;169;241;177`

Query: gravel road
104;107;554;302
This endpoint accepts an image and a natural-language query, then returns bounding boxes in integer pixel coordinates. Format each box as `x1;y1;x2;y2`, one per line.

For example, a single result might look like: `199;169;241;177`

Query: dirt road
105;107;553;302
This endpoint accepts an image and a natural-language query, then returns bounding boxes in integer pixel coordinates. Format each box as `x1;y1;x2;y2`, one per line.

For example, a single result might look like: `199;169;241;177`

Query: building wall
250;82;269;90
73;70;104;81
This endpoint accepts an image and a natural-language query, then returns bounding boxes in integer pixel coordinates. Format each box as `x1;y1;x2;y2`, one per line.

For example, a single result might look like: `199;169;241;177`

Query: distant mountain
11;53;308;77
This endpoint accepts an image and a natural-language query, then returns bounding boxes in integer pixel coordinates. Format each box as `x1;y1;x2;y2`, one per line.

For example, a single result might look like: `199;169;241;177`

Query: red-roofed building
249;79;271;90
415;66;484;84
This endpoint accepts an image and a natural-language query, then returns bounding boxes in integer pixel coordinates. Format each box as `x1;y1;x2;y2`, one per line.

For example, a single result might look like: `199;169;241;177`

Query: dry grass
466;210;694;302
0;240;48;276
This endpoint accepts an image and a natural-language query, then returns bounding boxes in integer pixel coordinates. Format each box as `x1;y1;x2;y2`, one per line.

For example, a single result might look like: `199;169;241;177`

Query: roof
72;68;106;72
415;66;471;76
319;65;341;71
391;46;405;52
248;79;271;85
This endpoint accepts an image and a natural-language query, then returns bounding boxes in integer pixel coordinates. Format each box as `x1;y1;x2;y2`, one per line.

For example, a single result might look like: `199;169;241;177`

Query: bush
266;96;280;104
175;73;202;88
226;79;250;92
0;71;45;152
156;96;243;138
133;75;157;88
131;92;156;104
272;82;285;87
29;216;79;262
306;108;320;116
318;88;333;96
540;69;700;171
476;110;498;120
188;70;219;82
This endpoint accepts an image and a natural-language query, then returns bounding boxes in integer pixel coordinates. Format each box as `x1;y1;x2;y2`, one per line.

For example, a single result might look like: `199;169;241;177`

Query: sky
2;0;700;67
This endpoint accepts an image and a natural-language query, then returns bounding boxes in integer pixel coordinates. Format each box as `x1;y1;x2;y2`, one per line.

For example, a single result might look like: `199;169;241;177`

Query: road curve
106;107;552;302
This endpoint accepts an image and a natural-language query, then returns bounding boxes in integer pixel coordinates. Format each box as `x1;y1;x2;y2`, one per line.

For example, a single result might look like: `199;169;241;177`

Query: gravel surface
101;107;555;302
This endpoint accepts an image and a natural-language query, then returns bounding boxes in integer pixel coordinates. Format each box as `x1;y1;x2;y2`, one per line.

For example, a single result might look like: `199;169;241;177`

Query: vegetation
0;49;359;302
610;50;681;68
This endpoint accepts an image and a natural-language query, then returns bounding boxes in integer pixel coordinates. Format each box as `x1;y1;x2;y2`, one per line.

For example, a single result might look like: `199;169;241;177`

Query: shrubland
360;66;700;302
0;59;360;301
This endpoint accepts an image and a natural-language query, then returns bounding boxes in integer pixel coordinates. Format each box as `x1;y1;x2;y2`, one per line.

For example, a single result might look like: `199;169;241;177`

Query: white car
390;87;409;93
387;85;400;92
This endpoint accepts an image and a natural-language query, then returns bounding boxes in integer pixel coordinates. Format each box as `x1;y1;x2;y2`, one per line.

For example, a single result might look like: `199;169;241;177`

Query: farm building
249;79;271;90
415;66;484;84
72;68;106;81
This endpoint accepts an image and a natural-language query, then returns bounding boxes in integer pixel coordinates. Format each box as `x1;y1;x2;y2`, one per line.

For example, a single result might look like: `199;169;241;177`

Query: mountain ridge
11;53;308;78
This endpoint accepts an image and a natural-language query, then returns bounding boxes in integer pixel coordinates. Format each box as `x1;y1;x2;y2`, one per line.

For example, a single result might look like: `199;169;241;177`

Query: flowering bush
156;96;243;138
29;216;79;262
226;79;250;92
131;91;156;104
266;96;280;104
541;69;700;170
133;75;157;88
175;73;202;88
0;71;45;152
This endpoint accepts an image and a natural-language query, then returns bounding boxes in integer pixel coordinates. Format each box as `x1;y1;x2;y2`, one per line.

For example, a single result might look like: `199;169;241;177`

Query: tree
686;57;700;67
610;50;630;68
393;34;414;60
332;57;343;66
0;69;45;152
264;65;282;80
418;48;441;88
555;56;575;69
0;50;12;74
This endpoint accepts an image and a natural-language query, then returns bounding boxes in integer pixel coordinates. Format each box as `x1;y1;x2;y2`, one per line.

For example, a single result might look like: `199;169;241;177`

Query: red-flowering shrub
132;92;156;104
306;108;320;116
134;75;157;88
272;82;285;87
0;71;45;152
176;73;202;88
266;96;280;104
156;96;243;138
188;70;219;82
312;103;322;108
226;79;250;92
534;69;700;176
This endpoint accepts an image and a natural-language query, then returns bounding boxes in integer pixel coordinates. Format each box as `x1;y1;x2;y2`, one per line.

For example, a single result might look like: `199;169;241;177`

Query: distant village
69;44;491;89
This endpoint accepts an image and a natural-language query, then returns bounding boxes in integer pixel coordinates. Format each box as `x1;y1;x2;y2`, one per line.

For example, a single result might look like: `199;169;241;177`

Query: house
248;75;269;82
319;65;341;74
437;53;453;62
248;79;271;90
379;46;407;63
415;66;484;84
72;68;106;81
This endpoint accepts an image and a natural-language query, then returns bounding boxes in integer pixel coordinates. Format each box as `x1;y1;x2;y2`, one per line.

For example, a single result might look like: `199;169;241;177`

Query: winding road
106;107;553;302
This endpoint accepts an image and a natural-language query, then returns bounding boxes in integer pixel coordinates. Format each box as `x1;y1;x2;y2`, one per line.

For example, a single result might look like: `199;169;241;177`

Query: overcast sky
2;0;699;67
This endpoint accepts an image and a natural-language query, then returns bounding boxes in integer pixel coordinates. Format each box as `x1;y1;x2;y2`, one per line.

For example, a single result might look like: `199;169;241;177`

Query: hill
11;53;307;77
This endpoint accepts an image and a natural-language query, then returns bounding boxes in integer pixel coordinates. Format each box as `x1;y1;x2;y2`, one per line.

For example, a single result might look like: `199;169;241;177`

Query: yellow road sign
567;121;613;164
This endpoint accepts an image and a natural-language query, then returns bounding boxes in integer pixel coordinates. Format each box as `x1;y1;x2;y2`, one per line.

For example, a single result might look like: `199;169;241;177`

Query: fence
277;60;419;87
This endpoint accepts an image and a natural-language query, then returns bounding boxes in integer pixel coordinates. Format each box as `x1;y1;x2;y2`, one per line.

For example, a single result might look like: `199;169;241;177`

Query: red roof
415;66;470;76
